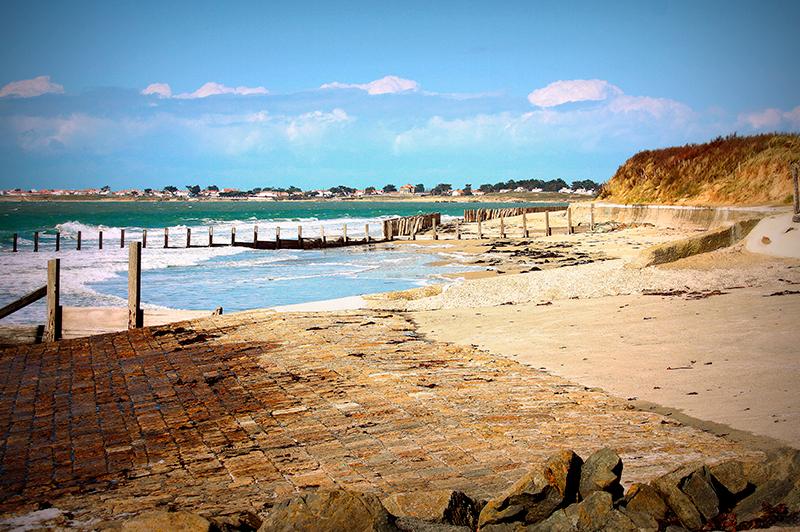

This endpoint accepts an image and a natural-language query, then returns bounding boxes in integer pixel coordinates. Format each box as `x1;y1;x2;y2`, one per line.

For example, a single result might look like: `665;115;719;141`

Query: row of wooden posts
8;206;595;252
0;242;147;342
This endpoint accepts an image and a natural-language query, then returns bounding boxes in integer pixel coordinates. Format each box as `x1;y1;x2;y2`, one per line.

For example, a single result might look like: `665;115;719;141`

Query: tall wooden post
343;224;348;243
456;222;461;240
545;211;551;236
186;227;191;248
77;231;82;250
12;233;17;252
500;217;505;239
164;227;169;248
567;207;574;235
254;225;258;243
522;212;528;238
55;231;60;252
34;231;39;252
298;225;303;245
209;227;213;246
275;226;281;248
128;242;143;329
320;225;326;243
120;229;125;248
477;217;483;239
432;219;438;240
231;227;236;246
44;258;61;342
590;204;595;231
793;164;800;223
142;229;147;248
365;224;370;242
98;230;103;250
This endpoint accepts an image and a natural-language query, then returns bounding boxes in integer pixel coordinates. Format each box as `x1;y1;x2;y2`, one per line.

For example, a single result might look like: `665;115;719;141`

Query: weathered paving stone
0;310;762;523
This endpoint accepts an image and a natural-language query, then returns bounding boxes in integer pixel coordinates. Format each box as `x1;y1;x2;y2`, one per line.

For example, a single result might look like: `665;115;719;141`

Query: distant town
1;178;601;200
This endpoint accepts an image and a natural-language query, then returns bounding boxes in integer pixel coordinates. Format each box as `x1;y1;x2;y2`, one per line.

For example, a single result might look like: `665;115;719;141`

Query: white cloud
0;76;64;98
175;82;269;99
737;107;800;130
527;79;621;107
320;75;419;95
141;83;172;98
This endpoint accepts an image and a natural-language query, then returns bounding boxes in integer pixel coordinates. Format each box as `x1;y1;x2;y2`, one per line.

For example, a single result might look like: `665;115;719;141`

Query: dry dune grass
598;133;800;205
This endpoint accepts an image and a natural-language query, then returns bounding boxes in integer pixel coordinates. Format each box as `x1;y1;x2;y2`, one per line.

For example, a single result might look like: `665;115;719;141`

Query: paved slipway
0;310;760;525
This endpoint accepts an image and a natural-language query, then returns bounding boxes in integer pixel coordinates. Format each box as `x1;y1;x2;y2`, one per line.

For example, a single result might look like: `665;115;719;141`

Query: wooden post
298;225;303;245
34;231;39;252
128;242;143;329
254;225;258;243
793;164;800;223
411;228;416;240
567;207;574;234
275;226;281;248
522;212;529;238
320;225;326;243
98;230;102;250
142;229;147;248
477;217;483;239
500;217;505;239
365;224;370;242
209;227;213;246
55;231;60;251
343;224;348;243
164;227;169;248
590;203;595;231
45;258;61;342
456;222;461;240
432;219;438;240
186;227;191;248
12;233;17;252
120;228;125;248
231;226;236;246
77;231;82;250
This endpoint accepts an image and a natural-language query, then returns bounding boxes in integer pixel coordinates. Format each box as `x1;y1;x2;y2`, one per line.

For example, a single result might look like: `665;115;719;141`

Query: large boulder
680;468;719;521
121;511;212;532
623;483;668;523
382;490;478;528
258;490;398;532
563;491;614;531
478;450;583;528
578;448;623;500
733;448;800;523
650;465;705;530
707;460;750;500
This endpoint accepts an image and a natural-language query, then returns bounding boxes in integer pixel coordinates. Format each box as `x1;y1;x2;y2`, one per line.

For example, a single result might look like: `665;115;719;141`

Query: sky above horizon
1;0;799;191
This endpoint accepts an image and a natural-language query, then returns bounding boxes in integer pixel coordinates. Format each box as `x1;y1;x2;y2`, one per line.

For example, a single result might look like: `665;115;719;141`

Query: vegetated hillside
598;133;800;206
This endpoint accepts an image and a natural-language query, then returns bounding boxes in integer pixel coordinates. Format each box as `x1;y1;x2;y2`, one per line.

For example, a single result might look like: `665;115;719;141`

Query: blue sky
1;0;798;190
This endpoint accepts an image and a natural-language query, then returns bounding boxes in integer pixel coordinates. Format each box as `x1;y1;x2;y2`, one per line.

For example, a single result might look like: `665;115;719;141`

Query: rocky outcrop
258;490;398;532
382;490;479;529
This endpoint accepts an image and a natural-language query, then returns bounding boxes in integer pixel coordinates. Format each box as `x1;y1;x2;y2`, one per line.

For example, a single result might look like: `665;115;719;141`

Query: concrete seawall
570;202;785;231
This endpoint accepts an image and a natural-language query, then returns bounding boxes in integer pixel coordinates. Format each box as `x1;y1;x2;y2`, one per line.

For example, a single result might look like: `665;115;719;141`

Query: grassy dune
598;133;800;206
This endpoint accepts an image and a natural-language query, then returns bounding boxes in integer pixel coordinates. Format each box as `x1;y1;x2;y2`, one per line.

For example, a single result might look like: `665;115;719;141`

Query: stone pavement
0;310;761;523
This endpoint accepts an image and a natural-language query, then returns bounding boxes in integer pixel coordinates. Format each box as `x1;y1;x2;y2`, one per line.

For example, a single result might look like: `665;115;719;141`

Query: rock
478;450;583;528
210;510;263;531
761;235;772;244
623;483;668;523
680;468;719;521
618;507;659;531
707;460;750;499
734;448;800;522
394;516;470;531
382;490;477;528
598;509;638;532
258;490;398;532
526;510;576;532
563;491;613;531
578;448;623;500
650;465;704;531
121;511;212;532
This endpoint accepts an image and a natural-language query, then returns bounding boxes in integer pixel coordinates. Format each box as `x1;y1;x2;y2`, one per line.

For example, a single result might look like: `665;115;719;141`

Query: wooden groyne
463;205;566;222
382;213;440;237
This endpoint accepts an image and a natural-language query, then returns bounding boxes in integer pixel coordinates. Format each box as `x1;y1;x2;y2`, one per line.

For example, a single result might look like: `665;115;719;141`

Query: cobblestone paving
0;310;761;522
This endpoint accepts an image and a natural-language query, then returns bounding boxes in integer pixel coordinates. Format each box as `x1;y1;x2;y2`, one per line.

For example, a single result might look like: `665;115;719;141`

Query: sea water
0;200;556;323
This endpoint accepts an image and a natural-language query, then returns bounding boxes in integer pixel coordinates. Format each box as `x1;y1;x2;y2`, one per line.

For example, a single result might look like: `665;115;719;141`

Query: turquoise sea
0;200;560;323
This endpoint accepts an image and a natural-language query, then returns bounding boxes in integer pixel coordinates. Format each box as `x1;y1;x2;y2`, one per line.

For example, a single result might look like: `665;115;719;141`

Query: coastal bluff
598;133;800;206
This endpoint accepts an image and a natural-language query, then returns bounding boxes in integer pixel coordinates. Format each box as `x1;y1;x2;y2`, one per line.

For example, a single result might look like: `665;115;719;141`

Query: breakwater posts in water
382;213;441;237
462;205;566;223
